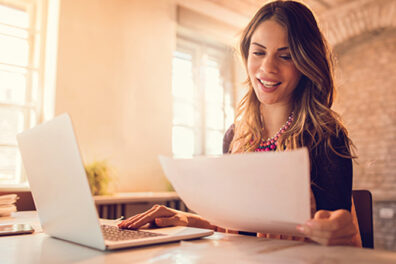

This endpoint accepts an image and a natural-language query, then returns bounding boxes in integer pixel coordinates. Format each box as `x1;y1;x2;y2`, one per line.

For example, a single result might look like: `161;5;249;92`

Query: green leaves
85;160;114;195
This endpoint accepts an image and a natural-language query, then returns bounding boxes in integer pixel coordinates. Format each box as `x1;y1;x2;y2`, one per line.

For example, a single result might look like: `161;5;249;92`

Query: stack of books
0;194;18;217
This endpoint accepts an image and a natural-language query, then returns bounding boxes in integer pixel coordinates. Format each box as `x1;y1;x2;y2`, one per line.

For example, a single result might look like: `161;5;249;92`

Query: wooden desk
1;212;396;263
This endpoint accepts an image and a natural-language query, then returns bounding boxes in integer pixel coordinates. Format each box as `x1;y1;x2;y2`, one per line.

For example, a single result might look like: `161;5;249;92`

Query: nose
260;55;278;74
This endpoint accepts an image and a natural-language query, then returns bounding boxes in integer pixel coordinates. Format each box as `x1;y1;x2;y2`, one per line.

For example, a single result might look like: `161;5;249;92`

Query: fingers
155;215;188;227
130;206;173;229
226;229;239;234
314;210;331;219
118;205;158;228
305;223;356;246
309;210;352;233
297;209;357;246
118;205;176;229
118;212;145;228
308;232;357;246
125;206;160;227
306;217;356;239
216;227;226;233
131;206;175;228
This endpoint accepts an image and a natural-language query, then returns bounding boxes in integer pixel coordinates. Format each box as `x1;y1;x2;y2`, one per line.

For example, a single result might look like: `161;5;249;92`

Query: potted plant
84;160;116;195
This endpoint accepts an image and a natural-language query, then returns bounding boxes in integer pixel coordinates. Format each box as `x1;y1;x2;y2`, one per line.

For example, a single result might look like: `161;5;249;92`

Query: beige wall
55;0;176;191
54;0;244;192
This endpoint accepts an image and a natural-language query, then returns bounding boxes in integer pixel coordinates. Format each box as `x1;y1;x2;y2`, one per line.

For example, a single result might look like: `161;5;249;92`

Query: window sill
0;183;30;192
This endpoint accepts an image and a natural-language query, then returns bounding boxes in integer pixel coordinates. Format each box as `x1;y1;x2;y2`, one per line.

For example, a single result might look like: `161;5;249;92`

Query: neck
259;103;293;139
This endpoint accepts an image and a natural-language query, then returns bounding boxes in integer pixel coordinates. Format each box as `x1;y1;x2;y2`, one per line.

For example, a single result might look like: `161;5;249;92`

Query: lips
257;78;281;91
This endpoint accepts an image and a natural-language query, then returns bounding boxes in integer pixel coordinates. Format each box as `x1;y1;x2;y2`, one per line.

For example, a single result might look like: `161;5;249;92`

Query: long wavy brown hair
230;0;354;158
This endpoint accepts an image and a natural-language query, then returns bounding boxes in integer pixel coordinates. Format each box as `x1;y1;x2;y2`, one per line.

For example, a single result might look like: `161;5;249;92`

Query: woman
119;0;361;247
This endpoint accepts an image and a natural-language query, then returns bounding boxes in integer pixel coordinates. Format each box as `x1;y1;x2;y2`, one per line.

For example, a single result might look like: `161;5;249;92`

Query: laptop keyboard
101;225;164;241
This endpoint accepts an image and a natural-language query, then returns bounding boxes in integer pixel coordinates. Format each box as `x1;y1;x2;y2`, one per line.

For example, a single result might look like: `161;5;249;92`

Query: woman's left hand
297;209;359;246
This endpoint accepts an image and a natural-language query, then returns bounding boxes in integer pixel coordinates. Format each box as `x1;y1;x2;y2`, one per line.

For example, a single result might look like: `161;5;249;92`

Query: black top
222;125;352;212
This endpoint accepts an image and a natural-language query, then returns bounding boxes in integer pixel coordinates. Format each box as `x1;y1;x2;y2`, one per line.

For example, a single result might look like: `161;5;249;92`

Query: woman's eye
280;55;292;60
253;51;265;56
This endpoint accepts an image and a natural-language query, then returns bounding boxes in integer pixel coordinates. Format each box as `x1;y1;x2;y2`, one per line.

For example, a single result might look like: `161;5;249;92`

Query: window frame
172;34;234;158
0;0;51;187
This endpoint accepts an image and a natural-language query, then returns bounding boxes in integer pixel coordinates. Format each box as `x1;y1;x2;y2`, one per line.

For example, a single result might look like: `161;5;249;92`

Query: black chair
352;190;374;248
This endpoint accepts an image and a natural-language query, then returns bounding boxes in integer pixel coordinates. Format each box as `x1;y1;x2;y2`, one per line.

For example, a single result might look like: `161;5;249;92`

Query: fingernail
306;221;313;226
296;225;304;232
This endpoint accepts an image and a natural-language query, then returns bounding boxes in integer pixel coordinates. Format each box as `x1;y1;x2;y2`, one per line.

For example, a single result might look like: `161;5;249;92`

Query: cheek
247;58;254;75
286;66;302;85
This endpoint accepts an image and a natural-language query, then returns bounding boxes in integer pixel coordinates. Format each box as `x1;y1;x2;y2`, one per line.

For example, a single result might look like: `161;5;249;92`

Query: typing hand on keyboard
118;205;188;229
118;205;216;231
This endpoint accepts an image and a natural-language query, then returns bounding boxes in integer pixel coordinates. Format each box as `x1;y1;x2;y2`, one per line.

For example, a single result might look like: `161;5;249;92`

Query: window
172;37;234;158
0;0;49;185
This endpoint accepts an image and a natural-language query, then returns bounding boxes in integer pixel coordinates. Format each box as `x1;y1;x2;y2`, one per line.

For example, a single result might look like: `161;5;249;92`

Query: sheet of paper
159;148;311;236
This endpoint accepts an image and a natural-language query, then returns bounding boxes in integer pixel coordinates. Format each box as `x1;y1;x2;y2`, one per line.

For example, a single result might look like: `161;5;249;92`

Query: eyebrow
251;42;289;51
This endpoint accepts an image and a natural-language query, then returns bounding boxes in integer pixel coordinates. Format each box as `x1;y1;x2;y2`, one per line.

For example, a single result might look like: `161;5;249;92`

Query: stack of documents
0;194;18;217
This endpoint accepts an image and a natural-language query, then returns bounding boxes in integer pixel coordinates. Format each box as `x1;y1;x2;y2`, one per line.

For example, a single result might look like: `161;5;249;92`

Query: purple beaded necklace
255;112;294;152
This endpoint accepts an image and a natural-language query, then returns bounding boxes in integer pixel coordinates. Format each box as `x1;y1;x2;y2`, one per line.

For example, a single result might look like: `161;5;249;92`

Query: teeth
259;79;280;87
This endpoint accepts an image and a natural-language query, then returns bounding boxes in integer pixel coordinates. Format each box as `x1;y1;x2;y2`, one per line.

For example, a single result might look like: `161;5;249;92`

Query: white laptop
16;113;213;251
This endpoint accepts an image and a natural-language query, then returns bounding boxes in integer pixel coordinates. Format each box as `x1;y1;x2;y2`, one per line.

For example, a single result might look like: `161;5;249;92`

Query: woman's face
247;20;302;106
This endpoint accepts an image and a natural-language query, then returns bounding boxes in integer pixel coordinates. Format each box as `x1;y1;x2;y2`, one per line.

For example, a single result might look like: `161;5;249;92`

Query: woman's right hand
117;204;216;230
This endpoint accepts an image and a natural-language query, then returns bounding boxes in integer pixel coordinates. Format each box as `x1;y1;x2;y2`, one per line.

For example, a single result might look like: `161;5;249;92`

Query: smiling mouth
258;79;282;88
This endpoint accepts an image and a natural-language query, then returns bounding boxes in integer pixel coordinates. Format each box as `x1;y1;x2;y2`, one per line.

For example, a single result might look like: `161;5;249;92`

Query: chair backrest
352;190;374;248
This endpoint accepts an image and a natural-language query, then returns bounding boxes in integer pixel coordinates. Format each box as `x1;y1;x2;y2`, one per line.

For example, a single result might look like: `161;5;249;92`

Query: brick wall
333;28;396;198
374;201;396;251
332;28;396;251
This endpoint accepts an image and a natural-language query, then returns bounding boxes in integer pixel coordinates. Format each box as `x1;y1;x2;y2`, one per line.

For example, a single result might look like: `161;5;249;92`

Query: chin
258;97;279;105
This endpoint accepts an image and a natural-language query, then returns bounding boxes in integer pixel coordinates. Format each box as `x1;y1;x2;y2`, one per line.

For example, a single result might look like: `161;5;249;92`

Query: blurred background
0;0;395;251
